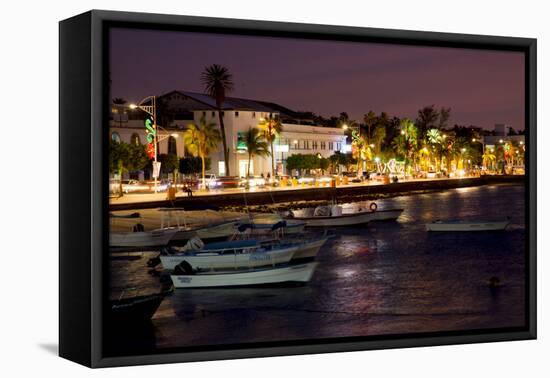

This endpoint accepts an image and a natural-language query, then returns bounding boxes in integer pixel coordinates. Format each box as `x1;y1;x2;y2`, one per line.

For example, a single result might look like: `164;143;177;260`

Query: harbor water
106;183;526;356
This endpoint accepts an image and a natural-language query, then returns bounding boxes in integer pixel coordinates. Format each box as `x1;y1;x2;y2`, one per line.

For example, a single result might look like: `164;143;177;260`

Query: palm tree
242;127;270;178
351;132;373;173
371;124;386;155
426;128;442;169
482;149;496;170
201;64;234;176
258;115;283;179
394;119;418;174
183;116;222;189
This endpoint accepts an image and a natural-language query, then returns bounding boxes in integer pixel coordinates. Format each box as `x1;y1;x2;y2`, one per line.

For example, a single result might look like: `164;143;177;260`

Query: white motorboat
170;262;318;288
426;219;510;232
159;239;299;270
286;204;403;227
109;228;178;247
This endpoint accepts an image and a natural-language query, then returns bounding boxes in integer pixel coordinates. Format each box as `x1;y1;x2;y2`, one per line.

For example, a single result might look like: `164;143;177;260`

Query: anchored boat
110;289;171;322
170;262;318;288
110;227;178;247
159;239;299;270
285;204;403;227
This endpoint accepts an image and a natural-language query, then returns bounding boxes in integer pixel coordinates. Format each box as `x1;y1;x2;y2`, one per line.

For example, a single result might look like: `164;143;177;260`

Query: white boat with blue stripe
170;262;318;288
159;238;299;271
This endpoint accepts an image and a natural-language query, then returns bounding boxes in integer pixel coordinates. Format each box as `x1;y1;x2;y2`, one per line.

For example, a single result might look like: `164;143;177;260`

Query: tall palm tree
482;149;496;170
372;124;386;155
242;127;270;178
426;128;442;169
201;64;234;176
183;116;222;189
351;132;373;173
258;115;283;178
395;118;418;174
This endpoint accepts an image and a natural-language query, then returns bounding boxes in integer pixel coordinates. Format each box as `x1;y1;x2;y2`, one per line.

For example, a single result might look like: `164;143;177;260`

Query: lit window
130;133;140;145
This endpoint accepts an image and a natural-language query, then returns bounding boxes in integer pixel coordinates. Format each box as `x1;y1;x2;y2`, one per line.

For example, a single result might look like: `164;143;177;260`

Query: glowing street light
129;95;179;193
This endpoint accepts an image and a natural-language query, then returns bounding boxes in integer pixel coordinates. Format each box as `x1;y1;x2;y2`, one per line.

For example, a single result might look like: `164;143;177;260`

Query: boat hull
109;228;178;247
170;262;318;288
160;245;297;270
110;293;167;322
426;221;509;232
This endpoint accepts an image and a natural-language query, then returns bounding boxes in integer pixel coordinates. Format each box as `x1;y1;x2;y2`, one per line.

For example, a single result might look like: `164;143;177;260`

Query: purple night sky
110;28;525;130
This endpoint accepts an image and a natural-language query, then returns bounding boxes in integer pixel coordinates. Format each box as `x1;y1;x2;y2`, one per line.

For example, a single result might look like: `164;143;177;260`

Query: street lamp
129;96;160;192
129;95;178;193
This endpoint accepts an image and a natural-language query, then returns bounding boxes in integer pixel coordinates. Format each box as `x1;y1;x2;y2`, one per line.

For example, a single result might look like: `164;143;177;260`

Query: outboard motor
147;254;161;267
173;260;194;275
181;236;204;252
313;206;331;217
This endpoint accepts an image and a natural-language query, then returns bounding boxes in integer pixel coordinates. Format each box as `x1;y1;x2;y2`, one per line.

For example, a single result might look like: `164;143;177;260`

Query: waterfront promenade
109;175;524;211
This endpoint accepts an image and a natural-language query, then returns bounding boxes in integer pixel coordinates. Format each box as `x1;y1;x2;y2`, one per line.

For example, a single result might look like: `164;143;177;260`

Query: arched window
168;136;177;155
111;132;121;143
130;133;141;145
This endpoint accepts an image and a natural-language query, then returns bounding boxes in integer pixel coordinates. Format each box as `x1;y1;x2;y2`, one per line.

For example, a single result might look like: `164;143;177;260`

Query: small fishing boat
426;219;510;232
285;204;403;227
109;227;178;247
110;289;171;323
173;221;238;241
170;262;318;288
158;208;238;241
159;238;298;270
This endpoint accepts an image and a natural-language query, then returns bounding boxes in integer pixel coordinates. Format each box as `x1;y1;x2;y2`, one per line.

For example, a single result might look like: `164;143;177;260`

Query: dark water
106;184;526;355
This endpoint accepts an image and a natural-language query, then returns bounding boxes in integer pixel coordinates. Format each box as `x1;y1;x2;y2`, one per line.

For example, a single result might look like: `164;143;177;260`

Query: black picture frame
59;9;537;368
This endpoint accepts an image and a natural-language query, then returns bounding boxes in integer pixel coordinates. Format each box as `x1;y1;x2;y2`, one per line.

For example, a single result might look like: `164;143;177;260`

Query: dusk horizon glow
110;28;525;130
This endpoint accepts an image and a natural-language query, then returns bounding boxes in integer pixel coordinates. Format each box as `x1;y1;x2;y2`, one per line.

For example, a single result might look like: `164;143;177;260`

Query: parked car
197;174;217;190
121;179;151;194
215;176;244;189
241;176;266;188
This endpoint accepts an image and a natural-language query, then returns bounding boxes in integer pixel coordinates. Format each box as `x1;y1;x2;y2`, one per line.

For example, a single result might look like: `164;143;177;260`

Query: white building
110;90;348;177
483;123;525;152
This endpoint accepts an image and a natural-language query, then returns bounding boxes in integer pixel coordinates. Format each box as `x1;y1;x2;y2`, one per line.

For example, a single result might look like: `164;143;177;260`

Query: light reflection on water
107;184;526;355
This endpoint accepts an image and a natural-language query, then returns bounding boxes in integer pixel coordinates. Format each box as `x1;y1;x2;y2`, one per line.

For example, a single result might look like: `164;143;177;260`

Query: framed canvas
59;10;536;368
